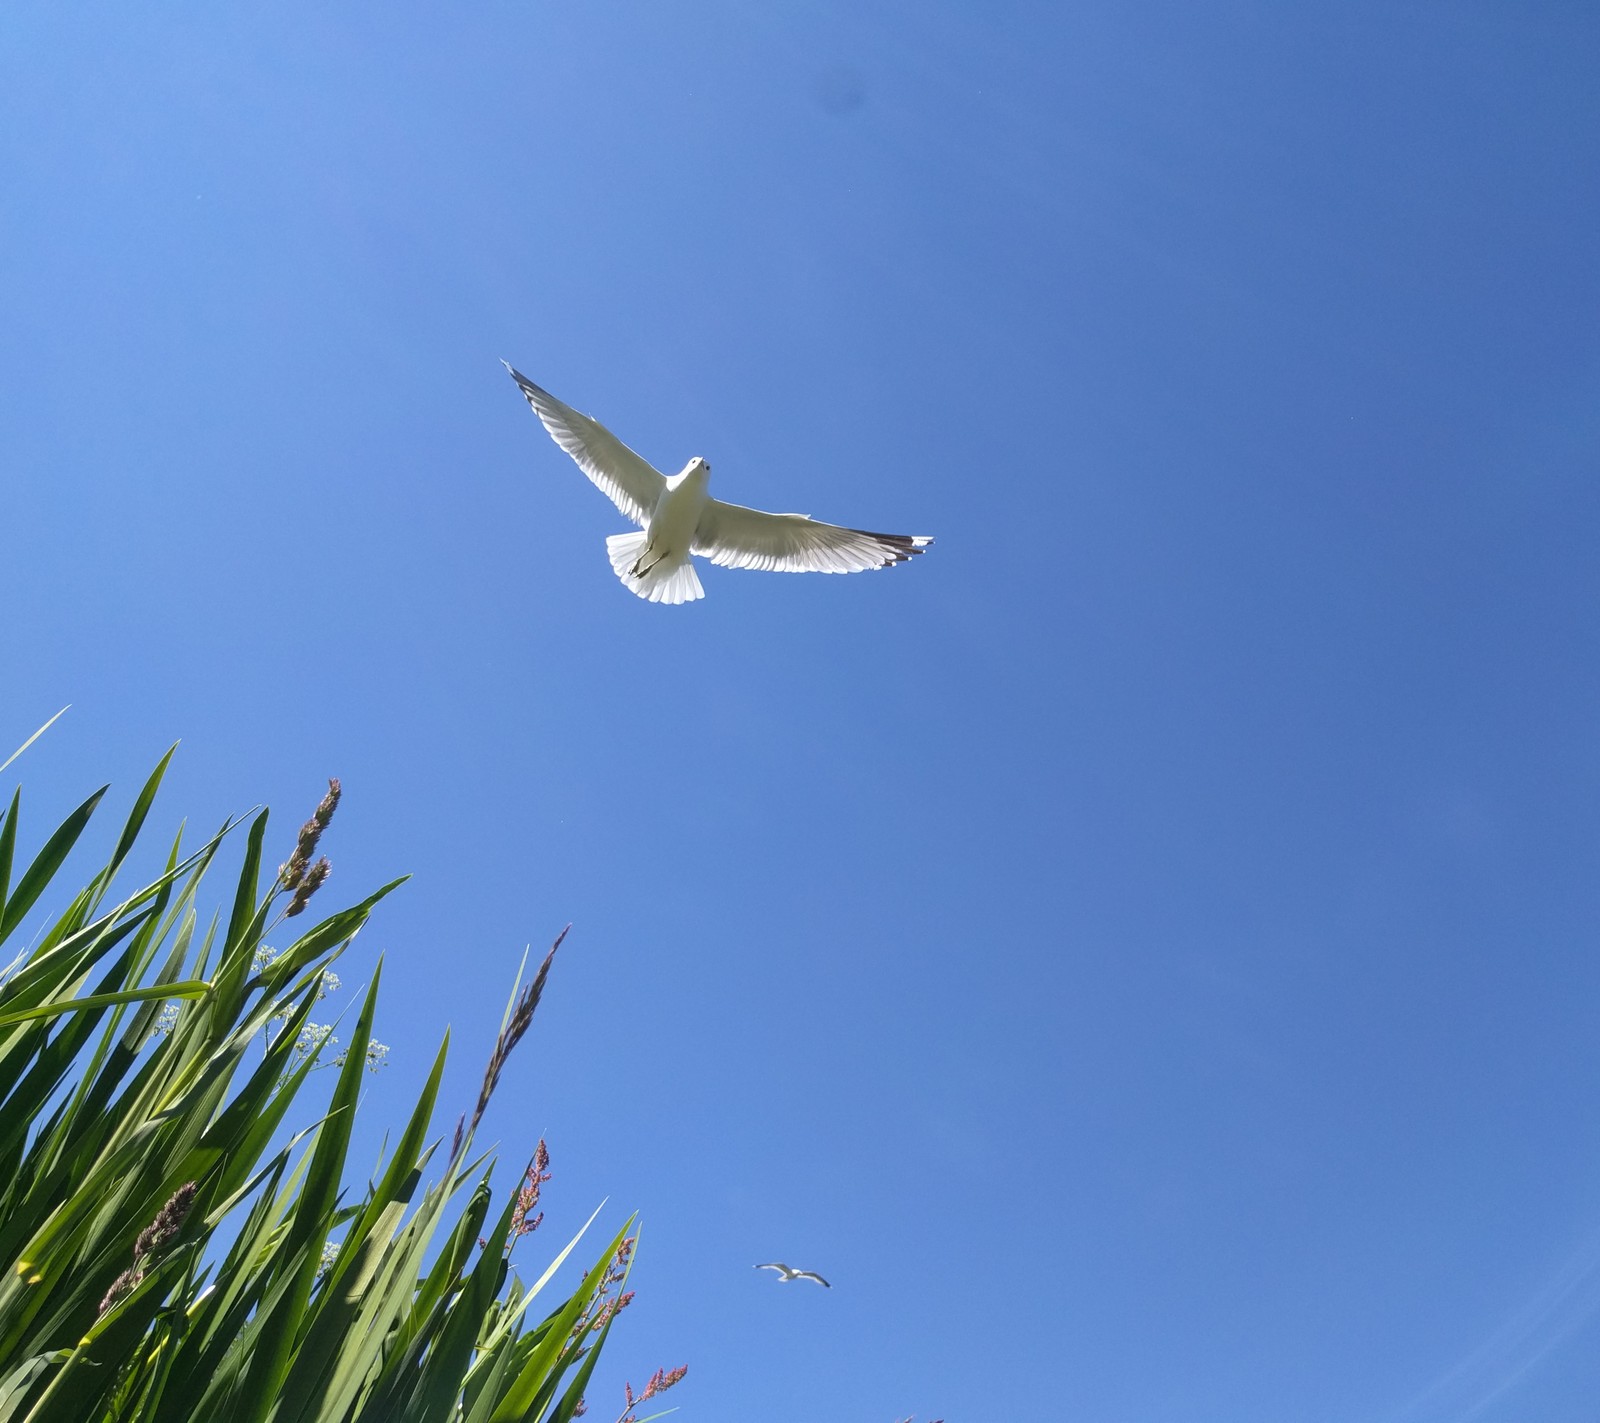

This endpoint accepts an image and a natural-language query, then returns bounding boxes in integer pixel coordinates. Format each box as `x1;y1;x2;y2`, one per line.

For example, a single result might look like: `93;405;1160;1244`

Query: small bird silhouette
754;1262;831;1287
506;365;932;604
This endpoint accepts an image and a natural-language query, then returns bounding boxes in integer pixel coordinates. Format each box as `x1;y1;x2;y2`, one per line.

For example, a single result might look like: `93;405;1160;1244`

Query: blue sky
3;2;1599;1419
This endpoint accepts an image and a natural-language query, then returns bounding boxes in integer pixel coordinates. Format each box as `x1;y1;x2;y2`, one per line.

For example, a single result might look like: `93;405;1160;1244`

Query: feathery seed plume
286;855;331;917
99;1181;198;1315
463;925;569;1149
280;777;341;894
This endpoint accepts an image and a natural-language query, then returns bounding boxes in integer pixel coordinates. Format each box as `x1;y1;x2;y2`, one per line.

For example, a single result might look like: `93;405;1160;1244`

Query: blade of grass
488;1221;633;1423
232;966;382;1421
0;709;68;779
0;788;107;945
0;790;18;926
0;982;211;1029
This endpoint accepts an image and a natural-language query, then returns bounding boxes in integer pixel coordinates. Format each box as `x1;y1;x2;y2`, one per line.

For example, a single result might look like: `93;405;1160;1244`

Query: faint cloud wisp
1380;1226;1600;1423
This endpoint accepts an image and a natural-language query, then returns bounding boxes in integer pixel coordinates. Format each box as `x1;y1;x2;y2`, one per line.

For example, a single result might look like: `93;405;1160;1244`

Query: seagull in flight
505;364;932;604
754;1262;831;1288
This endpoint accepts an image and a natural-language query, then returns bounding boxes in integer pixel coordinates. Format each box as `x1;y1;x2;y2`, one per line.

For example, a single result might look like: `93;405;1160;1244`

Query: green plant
0;737;682;1423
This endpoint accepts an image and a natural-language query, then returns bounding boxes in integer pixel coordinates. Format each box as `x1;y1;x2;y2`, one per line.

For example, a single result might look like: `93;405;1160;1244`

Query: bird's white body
754;1262;830;1287
656;460;712;541
602;458;713;604
505;365;931;604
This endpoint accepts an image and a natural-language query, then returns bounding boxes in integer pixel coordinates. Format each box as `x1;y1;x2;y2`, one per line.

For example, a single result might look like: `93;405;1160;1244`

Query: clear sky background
4;3;1599;1420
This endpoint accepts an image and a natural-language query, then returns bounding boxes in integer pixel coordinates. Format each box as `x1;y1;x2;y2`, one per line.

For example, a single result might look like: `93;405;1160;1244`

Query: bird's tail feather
606;531;648;579
605;533;705;605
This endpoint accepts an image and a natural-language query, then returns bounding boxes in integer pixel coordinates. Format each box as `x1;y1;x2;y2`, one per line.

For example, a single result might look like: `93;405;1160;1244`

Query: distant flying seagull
754;1262;831;1287
505;364;932;604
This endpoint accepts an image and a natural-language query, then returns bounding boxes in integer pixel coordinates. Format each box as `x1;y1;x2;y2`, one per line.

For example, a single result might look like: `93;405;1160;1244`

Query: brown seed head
134;1181;197;1259
99;1265;144;1315
101;1181;198;1317
280;778;340;893
315;777;341;828
280;849;308;892
286;856;331;917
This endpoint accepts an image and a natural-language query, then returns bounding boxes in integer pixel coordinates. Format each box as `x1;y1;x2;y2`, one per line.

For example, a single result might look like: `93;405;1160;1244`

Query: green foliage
0;747;646;1423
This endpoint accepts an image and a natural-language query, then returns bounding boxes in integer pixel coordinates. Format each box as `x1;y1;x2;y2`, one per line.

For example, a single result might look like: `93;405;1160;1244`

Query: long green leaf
0;788;106;944
103;745;175;889
0;790;19;928
233;966;381;1421
261;879;409;989
543;1312;615;1423
400;1178;524;1423
0;982;210;1029
0;754;653;1423
21;1242;199;1423
489;1222;633;1423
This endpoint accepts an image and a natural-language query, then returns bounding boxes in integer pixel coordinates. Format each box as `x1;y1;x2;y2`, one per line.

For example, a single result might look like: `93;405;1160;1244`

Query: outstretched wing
693;498;931;574
793;1270;831;1288
753;1263;790;1274
505;365;666;528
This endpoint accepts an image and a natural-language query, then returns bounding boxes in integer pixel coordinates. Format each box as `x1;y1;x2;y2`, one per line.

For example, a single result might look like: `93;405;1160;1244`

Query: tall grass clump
0;741;682;1423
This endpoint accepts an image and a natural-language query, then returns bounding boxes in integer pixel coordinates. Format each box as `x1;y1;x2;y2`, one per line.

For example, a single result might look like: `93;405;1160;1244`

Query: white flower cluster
292;1022;338;1061
317;1239;342;1279
284;1020;389;1074
148;946;387;1073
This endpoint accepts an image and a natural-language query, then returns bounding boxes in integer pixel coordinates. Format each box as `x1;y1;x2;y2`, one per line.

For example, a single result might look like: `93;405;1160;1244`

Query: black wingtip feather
504;364;542;399
850;529;934;564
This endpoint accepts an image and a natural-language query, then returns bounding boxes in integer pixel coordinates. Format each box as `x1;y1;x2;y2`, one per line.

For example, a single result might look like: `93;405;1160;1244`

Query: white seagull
754;1262;831;1288
506;364;932;604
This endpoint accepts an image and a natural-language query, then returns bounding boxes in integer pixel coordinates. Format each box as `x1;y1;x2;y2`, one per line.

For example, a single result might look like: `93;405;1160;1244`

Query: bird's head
670;456;711;490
